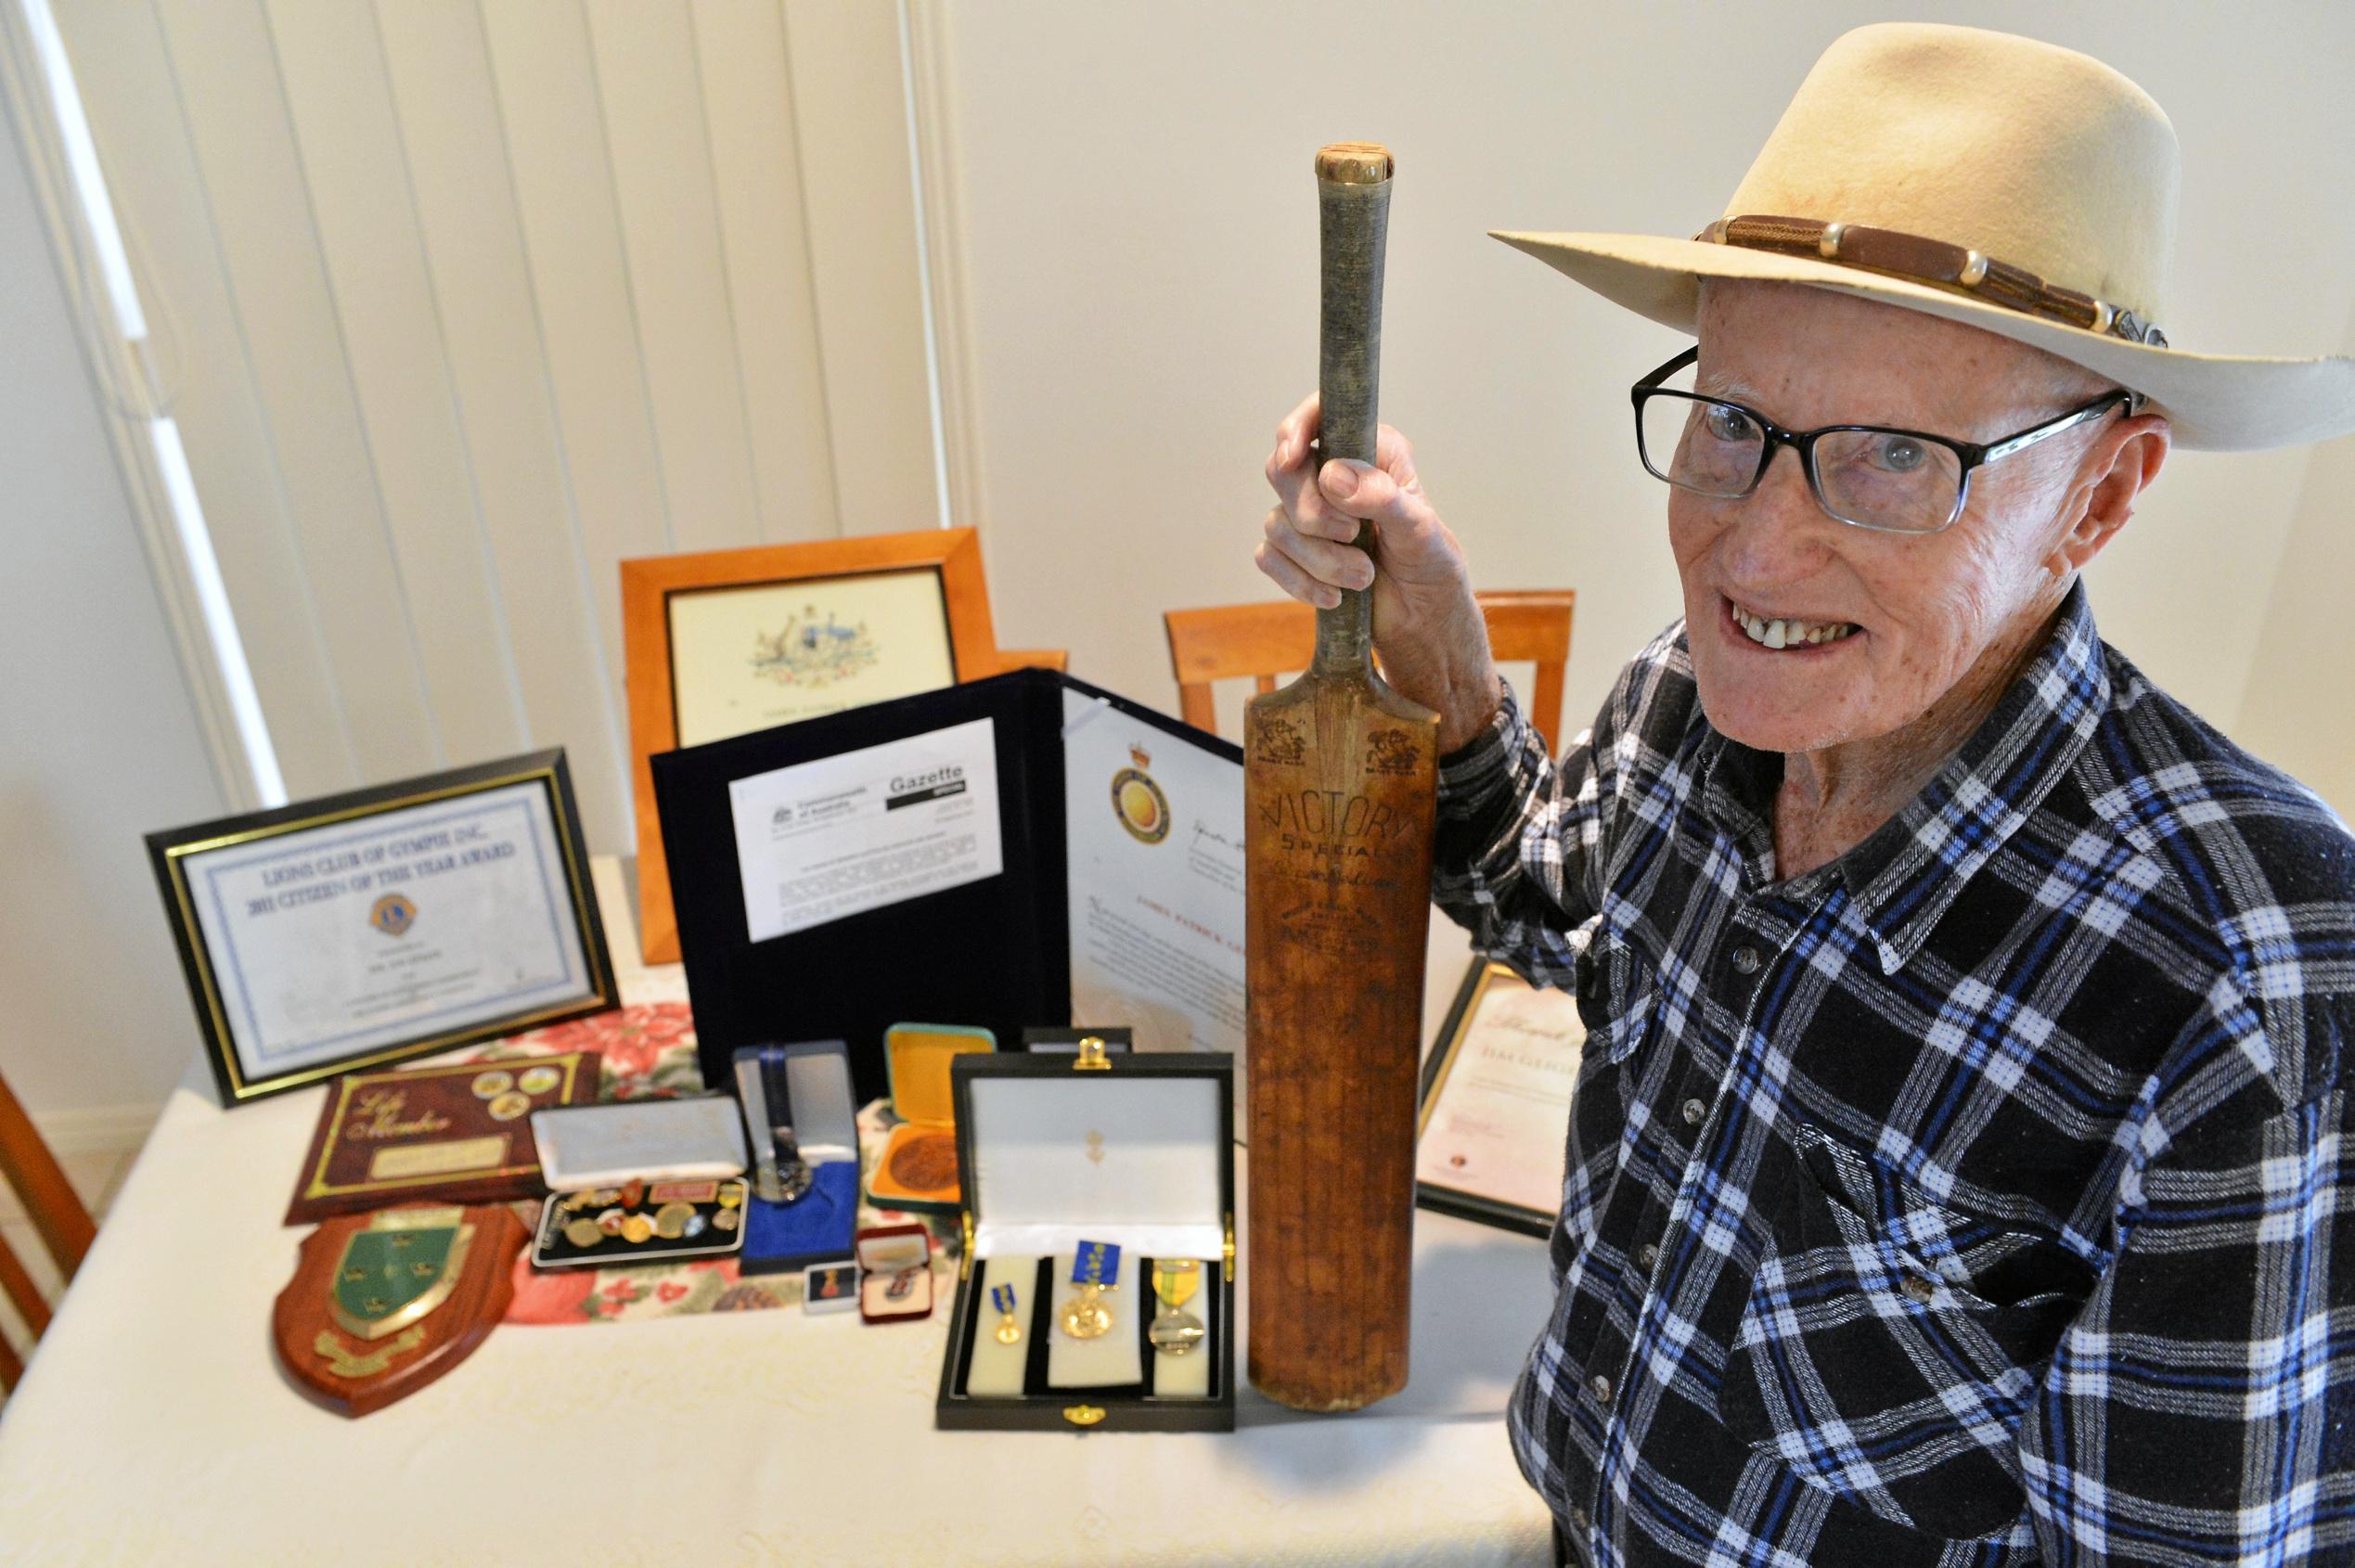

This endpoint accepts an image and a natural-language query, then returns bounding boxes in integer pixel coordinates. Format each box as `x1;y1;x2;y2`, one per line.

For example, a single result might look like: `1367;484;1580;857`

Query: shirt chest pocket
1549;935;1663;1279
1715;1121;2098;1542
1571;932;1662;1071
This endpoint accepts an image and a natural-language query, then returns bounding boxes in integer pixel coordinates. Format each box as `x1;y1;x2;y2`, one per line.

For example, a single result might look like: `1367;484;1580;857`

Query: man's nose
1723;439;1837;571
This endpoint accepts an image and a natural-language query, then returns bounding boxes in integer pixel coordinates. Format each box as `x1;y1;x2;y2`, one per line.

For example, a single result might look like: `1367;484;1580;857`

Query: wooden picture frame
148;750;618;1106
622;528;1008;965
1413;958;1585;1237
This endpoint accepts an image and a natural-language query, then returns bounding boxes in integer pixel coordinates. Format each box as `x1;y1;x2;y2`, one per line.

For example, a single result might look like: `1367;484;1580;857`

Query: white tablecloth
0;860;1557;1565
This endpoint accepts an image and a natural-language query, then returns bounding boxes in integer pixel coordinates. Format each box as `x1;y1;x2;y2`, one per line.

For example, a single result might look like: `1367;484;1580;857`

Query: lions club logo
368;893;418;938
1110;744;1170;844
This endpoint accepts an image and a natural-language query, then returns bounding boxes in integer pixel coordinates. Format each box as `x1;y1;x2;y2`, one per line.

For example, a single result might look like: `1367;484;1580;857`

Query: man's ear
2045;414;2170;574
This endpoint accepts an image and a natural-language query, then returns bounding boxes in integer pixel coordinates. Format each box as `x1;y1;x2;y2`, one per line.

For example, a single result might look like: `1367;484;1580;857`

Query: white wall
2237;304;2355;816
938;0;2355;766
0;92;226;1129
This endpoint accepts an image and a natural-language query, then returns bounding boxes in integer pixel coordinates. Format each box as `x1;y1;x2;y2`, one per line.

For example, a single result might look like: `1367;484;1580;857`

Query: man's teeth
1732;604;1858;649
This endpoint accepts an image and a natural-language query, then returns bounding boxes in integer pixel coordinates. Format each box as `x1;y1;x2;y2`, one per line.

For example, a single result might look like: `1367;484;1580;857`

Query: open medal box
936;1041;1236;1433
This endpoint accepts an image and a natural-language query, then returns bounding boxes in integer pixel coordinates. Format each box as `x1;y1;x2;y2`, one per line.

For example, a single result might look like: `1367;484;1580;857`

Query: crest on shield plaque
274;1202;525;1417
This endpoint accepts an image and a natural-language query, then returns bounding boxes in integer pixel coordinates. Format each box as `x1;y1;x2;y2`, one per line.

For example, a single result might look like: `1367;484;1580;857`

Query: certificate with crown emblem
1061;688;1247;1058
148;750;618;1105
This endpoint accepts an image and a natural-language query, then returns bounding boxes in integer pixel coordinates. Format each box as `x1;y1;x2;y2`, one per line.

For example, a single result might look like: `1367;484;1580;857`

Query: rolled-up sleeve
1431;676;1615;990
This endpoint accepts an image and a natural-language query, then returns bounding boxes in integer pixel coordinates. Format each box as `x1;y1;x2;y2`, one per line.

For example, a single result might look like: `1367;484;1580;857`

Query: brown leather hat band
1695;213;2168;348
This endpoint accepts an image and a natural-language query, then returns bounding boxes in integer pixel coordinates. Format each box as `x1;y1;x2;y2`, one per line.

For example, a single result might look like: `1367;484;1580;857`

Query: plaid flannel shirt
1432;582;2355;1564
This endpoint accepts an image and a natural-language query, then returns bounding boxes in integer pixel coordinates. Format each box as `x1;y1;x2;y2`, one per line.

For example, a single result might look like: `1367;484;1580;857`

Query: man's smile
1720;595;1861;652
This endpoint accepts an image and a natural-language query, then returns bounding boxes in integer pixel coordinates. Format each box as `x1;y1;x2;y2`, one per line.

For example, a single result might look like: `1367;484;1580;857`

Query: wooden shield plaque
274;1202;525;1417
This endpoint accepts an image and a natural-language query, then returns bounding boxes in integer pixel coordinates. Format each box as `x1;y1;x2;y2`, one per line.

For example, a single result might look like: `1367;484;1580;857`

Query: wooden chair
0;1068;97;1393
997;648;1068;674
1165;590;1576;753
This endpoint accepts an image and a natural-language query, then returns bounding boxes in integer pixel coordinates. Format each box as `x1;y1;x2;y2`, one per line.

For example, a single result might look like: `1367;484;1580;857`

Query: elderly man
1256;23;2355;1568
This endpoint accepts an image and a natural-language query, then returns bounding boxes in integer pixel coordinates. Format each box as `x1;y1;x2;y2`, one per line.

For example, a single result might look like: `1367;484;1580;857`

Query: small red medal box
856;1223;934;1324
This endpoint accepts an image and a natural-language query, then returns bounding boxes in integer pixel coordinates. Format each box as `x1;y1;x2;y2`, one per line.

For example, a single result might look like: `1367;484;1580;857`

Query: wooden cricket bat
1243;142;1438;1412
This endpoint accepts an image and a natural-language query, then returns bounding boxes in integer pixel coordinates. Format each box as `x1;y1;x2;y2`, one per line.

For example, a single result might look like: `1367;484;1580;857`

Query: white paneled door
45;0;948;855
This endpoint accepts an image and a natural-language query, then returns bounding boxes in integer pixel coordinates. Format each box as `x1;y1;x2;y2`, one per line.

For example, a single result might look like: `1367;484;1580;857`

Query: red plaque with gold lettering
274;1202;526;1417
283;1051;600;1225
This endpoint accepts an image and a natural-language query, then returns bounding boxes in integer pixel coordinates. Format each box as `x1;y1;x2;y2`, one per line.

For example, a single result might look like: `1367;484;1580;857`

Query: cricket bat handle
1312;143;1393;674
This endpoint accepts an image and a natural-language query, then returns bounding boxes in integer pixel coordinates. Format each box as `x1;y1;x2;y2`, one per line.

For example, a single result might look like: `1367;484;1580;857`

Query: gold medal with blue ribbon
991;1281;1023;1344
1059;1240;1121;1340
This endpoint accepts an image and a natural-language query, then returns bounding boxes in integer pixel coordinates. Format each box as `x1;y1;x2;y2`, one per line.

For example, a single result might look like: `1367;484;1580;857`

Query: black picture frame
147;748;618;1106
1413;958;1576;1239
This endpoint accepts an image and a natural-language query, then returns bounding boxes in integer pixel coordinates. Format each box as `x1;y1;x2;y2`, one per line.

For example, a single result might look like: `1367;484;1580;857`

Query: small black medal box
935;1043;1236;1433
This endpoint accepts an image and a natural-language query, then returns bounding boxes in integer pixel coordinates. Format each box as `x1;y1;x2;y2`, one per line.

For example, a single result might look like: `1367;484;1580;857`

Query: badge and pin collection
553;1177;742;1250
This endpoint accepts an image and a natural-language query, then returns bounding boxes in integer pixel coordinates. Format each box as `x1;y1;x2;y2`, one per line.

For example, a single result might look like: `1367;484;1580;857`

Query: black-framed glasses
1630;345;2143;534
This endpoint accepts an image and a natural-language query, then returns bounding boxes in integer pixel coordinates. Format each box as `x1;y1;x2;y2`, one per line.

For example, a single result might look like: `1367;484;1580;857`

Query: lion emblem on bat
1364;729;1418;776
1254;716;1306;767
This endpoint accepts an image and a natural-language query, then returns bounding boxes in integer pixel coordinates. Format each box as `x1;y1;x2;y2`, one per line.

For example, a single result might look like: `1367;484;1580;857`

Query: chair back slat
0;1073;93;1278
0;1227;50;1339
0;1067;95;1391
1165;591;1575;753
1;1217;51;1392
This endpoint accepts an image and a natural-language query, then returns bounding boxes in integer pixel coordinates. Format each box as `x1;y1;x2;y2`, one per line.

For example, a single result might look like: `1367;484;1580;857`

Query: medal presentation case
1023;1025;1132;1055
739;1040;863;1274
868;1023;995;1214
531;1096;748;1189
936;1043;1236;1433
856;1223;935;1324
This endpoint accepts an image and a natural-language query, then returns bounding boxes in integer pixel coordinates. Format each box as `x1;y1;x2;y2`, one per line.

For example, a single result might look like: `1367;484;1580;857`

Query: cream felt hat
1492;21;2355;451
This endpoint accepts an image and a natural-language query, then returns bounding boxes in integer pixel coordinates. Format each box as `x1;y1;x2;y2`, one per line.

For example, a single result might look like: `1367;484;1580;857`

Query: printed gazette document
727;717;1004;943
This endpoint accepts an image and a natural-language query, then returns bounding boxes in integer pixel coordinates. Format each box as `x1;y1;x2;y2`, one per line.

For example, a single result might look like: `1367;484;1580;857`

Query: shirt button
1731;945;1762;975
1570;1505;1590;1532
1638;1242;1659;1271
1680;1097;1705;1126
1899;1272;1936;1305
1589;1372;1614;1406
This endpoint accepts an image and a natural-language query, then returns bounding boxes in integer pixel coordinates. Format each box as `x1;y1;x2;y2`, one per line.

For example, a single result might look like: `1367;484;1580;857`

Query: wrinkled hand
1258;393;1502;750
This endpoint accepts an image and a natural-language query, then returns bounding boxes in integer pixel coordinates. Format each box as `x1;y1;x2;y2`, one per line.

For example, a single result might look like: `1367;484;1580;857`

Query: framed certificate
148;750;618;1106
1413;958;1584;1237
622;528;1010;965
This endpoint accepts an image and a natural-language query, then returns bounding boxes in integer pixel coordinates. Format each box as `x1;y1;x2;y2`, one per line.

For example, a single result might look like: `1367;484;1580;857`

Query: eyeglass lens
1637;395;1963;533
